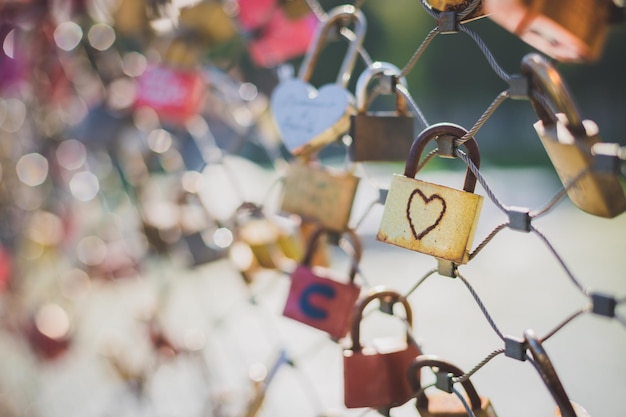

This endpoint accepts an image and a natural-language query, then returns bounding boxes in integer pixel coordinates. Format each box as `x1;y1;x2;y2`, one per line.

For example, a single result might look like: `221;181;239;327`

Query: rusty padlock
377;123;483;265
408;355;498;417
484;0;611;62
270;5;366;156
343;288;422;409
349;61;415;162
280;160;360;233
427;0;486;21
282;226;362;340
522;53;626;218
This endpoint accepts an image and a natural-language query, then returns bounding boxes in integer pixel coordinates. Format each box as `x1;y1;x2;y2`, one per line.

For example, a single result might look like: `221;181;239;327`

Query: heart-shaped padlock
270;5;366;156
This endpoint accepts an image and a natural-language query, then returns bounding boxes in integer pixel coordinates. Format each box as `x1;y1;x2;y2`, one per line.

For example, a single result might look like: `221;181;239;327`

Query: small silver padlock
270;5;367;156
522;53;626;218
377;123;483;264
349;61;415;162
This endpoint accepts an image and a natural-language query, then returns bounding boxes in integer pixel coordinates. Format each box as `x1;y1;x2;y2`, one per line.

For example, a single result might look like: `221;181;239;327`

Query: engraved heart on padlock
270;79;354;155
407;188;446;240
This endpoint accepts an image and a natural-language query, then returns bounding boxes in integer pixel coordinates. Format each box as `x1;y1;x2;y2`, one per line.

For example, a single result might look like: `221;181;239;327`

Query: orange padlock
484;0;612;62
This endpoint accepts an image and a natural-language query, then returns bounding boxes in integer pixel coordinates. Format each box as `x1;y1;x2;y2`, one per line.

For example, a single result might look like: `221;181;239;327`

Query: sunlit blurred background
0;1;625;417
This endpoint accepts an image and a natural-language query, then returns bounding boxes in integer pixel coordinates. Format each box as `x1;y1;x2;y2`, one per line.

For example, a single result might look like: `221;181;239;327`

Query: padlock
377;123;483;264
282;226;362;340
279;0;312;19
134;62;205;125
235;202;301;270
427;0;486;22
280;160;360;233
343;288;422;409
524;329;579;417
484;0;611;62
522;53;626;218
408;355;498;417
178;1;238;48
349;61;415;162
247;6;318;68
270;5;366;156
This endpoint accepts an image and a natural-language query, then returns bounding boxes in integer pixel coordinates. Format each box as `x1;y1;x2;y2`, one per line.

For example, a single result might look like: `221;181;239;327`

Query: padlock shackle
407;354;483;411
355;61;408;114
349;288;414;353
404;123;481;193
297;5;366;87
300;226;362;282
521;53;585;134
524;329;578;417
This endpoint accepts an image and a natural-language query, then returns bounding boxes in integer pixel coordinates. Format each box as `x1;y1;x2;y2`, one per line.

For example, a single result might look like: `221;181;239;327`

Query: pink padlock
237;0;277;30
134;65;205;124
248;7;318;68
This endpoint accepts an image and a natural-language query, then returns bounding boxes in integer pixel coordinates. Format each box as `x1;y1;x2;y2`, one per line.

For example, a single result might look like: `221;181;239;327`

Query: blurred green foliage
288;1;626;166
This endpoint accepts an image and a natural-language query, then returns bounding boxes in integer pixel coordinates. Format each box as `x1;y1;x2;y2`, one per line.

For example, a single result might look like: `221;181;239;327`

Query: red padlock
343;288;422;409
134;64;205;124
282;227;362;340
248;7;318;68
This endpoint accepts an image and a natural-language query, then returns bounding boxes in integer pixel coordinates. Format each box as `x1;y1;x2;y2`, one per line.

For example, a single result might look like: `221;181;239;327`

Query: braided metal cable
396;83;430;129
405;267;438;298
305;0;327;21
469;222;509;261
453;386;478;417
415;148;439;174
453;348;505;384
540;307;590;343
457;91;510;145
529;225;587;294
458;25;511;83
458;271;505;341
418;0;440;19
457;0;482;20
531;169;588;219
455;149;508;213
399;27;440;78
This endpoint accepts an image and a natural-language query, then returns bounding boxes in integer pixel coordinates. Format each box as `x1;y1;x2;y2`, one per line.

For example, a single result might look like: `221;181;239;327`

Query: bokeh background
0;1;625;417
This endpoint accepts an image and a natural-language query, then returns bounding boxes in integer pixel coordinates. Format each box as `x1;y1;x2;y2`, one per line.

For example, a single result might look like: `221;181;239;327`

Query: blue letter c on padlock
299;283;336;320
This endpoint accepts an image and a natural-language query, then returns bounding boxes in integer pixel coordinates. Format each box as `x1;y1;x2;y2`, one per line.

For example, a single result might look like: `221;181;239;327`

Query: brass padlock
427;0;486;21
234;203;284;270
408;355;498;417
349;61;415;162
280;160;360;233
279;0;311;19
522;53;626;218
377;123;483;264
270;5;366;156
178;1;238;48
484;0;611;62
